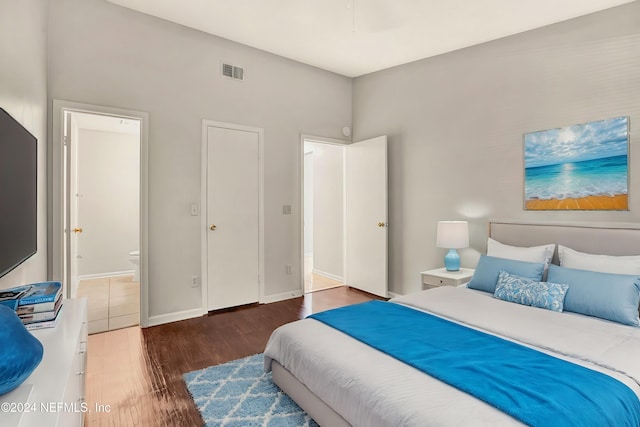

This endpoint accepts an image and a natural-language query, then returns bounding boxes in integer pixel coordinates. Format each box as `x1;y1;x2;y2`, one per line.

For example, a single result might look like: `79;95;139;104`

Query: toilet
128;250;140;282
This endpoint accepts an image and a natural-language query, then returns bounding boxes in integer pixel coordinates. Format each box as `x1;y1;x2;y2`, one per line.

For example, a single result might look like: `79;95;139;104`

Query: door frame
299;134;349;294
50;99;150;327
201;120;265;314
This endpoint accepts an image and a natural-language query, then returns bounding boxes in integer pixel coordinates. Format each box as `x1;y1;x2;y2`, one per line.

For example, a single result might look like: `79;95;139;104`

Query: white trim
301;134;350;146
387;291;401;299
311;269;344;283
201;120;265;314
261;290;304;304
342;144;348;289
78;270;136;281
51;100;150;328
299;134;350;298
489;219;640;230
148;308;203;327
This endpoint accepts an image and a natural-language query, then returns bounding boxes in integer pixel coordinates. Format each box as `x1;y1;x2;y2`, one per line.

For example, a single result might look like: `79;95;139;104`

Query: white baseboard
78;270;136;281
311;269;344;283
387;291;402;299
261;290;303;304
148;307;203;327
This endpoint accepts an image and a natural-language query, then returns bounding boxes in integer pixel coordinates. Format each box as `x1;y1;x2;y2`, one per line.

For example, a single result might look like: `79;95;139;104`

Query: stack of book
0;282;63;330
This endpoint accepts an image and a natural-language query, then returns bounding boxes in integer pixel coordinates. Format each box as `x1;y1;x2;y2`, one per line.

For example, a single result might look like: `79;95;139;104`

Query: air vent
222;63;244;81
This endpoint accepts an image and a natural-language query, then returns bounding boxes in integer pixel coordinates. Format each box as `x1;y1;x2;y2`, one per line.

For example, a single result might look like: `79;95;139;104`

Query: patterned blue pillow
494;271;569;312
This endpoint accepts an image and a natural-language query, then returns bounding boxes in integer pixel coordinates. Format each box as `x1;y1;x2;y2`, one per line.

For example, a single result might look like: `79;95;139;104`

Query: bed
264;221;640;426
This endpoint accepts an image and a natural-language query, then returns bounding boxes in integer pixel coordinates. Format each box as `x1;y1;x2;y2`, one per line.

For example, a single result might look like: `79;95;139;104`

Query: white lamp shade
436;221;469;249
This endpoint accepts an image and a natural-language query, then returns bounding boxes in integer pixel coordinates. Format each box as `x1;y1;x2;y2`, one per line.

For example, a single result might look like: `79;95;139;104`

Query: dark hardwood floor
85;286;381;427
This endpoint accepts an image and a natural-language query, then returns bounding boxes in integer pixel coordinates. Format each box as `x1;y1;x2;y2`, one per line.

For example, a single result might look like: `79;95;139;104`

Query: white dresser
0;298;88;427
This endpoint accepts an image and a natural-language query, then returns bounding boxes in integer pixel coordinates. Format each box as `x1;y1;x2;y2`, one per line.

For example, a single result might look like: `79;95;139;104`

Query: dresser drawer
421;268;475;288
422;273;459;287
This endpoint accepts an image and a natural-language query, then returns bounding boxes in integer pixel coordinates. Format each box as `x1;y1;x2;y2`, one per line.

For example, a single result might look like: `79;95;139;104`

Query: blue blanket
309;300;640;427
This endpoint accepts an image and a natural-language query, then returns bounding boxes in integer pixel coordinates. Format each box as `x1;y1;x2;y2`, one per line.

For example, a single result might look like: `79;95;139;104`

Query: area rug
183;353;319;427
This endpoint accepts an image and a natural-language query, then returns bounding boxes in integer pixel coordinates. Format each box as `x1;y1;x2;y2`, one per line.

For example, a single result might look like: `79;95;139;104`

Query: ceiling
105;0;635;77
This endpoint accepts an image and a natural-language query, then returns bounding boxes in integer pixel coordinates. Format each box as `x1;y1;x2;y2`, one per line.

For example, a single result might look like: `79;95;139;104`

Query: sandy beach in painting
524;117;629;211
525;194;628;210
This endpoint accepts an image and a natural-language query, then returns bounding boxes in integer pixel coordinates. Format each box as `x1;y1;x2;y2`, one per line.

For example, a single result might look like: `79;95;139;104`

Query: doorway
301;134;389;298
69;112;141;333
51;100;149;329
303;139;346;293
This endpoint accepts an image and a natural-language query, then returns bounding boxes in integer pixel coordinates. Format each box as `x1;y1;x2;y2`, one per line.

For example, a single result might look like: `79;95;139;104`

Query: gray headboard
489;220;640;262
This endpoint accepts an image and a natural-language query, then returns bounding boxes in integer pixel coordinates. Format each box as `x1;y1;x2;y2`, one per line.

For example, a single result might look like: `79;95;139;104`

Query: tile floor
77;275;140;334
304;254;344;293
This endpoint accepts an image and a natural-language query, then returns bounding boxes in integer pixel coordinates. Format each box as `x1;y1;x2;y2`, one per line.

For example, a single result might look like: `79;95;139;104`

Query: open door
345;135;388;297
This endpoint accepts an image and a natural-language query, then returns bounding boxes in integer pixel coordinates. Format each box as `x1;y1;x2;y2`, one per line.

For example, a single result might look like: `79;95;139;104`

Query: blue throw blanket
309;300;640;427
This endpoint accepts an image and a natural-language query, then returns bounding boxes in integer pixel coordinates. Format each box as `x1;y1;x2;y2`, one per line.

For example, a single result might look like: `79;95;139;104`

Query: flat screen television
0;108;37;278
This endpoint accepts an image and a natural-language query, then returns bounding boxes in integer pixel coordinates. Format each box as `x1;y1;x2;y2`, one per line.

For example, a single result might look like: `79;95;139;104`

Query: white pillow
558;245;640;275
487;238;555;265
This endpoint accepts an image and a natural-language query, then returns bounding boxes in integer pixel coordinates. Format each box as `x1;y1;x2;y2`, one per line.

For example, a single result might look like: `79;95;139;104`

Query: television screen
0;108;37;278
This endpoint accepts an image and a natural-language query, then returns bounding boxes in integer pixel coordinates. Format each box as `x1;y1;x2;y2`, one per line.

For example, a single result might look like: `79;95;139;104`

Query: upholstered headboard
489;221;640;262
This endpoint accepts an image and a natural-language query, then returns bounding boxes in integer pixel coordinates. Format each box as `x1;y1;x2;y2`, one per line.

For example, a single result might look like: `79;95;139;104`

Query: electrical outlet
191;275;199;287
286;264;292;274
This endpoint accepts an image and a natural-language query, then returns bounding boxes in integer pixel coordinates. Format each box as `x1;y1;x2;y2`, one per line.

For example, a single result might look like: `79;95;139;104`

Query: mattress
264;286;640;426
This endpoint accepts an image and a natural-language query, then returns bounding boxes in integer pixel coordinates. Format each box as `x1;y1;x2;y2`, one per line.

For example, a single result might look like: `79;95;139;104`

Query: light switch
282;205;291;215
190;204;199;216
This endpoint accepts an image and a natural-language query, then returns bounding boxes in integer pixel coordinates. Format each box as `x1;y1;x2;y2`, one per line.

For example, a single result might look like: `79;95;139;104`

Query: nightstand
421;267;475;288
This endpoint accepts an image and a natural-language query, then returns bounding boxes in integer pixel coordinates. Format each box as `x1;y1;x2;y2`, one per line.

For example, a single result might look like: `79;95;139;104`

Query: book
24;306;63;331
17;282;62;306
0;288;28;311
16;291;63;315
19;297;63;324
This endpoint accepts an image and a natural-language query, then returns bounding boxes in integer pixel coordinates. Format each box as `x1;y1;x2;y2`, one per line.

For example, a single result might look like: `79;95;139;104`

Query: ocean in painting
524;116;629;202
525;154;628;201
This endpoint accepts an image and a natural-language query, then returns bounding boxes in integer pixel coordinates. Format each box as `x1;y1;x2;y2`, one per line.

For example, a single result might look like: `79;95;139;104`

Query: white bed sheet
264;287;640;427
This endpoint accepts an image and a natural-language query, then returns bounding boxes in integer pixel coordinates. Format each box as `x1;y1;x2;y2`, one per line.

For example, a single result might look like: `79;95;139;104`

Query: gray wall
48;0;352;317
353;2;640;295
0;0;48;289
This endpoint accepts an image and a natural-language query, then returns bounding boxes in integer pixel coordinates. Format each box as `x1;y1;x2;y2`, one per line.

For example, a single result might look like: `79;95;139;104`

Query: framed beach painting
524;117;629;210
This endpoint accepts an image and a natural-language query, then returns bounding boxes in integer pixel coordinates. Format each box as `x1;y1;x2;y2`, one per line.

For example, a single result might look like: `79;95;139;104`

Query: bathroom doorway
303;138;346;293
62;108;142;334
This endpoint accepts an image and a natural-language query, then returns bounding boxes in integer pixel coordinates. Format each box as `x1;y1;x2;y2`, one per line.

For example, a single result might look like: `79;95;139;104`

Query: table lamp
436;221;469;271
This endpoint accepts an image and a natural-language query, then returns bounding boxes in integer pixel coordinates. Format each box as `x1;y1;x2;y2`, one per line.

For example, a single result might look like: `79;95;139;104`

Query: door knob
378;222;386;228
73;228;83;233
209;224;217;231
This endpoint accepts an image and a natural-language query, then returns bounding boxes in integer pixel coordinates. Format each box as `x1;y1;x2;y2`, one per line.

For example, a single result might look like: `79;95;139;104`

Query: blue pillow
494;271;569;312
467;255;545;293
547;264;640;327
0;305;44;395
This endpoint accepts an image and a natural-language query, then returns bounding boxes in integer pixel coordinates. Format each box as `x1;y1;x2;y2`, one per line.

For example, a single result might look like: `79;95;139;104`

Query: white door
345;136;388;297
206;125;260;310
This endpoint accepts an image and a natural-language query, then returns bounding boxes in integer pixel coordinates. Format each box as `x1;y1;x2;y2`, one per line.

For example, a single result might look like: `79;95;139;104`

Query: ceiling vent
222;63;244;81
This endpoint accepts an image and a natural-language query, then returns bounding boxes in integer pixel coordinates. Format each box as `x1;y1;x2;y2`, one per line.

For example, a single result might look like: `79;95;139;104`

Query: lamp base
444;249;460;271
